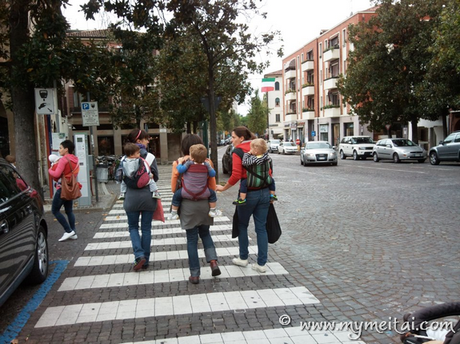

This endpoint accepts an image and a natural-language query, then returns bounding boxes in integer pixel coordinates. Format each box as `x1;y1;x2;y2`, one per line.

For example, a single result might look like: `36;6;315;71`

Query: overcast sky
62;0;375;115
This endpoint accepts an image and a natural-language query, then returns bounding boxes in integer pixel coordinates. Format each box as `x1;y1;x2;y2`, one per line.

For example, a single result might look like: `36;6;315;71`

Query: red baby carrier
180;164;211;200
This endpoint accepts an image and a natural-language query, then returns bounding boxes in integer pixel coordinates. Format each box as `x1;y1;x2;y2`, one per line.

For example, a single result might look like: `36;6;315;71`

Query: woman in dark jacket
122;129;158;271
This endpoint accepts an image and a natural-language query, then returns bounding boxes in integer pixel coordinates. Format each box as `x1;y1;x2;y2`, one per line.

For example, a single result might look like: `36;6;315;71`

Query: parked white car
278;141;298;154
338;136;375;160
268;139;280;153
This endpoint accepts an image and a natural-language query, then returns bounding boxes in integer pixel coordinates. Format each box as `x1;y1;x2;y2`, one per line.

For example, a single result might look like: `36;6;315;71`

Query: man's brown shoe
189;276;199;284
210;260;221;277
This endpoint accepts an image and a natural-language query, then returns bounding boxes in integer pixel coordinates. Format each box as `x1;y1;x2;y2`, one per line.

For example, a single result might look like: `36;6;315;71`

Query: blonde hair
189;144;208;163
250;139;268;155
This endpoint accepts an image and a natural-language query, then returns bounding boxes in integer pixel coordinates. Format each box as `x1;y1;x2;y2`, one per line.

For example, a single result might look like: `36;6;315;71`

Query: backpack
123;157;150;189
233;148;273;189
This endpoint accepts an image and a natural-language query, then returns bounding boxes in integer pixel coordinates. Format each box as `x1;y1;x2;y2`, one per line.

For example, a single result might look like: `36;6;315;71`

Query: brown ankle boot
210;260;221;276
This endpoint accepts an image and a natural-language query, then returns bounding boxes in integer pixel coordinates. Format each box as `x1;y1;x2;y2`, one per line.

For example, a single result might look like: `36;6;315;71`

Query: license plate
318;157;326;160
414;154;421;157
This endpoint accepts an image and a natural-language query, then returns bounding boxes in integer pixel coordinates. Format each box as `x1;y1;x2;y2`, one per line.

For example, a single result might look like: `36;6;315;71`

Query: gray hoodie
122;157;142;179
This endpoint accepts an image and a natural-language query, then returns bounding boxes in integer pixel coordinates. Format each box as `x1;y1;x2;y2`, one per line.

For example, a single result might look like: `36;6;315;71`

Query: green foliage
246;90;267;137
338;0;449;141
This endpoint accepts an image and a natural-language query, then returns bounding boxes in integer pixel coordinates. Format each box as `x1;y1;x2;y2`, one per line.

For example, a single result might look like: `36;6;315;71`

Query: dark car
429;131;460;165
0;160;49;307
222;144;233;174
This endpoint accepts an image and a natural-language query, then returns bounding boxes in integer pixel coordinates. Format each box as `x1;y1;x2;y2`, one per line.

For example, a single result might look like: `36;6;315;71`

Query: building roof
67;29;113;39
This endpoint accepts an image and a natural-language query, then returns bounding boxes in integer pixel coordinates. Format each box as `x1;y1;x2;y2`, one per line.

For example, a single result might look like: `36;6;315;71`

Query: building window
307;50;314;60
276;114;280;122
301;53;304;62
275;81;280;91
330;59;339;77
319;43;322;58
328;91;340;106
330;36;339;48
342;29;346;47
275;98;280;106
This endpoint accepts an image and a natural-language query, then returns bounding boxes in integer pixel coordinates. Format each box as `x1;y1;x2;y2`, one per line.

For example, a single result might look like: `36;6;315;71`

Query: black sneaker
232;198;247;206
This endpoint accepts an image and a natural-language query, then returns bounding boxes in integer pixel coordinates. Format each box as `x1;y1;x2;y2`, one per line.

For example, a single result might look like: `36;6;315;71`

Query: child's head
48;154;60;163
5;155;16;165
124;143;141;158
189;144;207;163
250;139;268;155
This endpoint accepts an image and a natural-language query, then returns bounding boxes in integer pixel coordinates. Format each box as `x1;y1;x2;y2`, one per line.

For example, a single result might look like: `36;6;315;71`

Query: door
0;165;35;300
437;133;456;160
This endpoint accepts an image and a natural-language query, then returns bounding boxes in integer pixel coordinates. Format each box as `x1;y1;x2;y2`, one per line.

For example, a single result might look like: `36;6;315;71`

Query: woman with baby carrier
170;134;221;284
216;126;272;274
121;129;158;271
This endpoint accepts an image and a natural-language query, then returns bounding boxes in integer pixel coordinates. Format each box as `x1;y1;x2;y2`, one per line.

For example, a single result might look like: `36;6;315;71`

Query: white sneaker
232;257;248;267
152;191;161;199
118;193;125;200
59;231;76;242
208;209;222;217
252;263;267;273
168;213;179;220
70;234;78;240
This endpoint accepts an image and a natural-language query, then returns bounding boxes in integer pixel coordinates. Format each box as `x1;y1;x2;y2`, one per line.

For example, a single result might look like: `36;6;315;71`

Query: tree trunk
10;0;41;194
208;64;218;183
410;116;418;143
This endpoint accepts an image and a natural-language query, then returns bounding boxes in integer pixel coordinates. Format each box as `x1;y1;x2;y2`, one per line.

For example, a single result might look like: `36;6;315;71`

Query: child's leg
208;189;221;217
232;179;247;205
169;189;182;219
149;180;161;198
119;181;127;199
269;179;277;201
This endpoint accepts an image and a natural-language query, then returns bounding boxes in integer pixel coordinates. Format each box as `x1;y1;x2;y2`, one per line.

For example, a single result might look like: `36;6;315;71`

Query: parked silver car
428;130;460;165
300;141;338;166
372;138;426;163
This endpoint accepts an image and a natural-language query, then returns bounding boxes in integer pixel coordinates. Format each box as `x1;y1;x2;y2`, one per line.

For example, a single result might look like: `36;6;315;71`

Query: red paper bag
153;199;165;222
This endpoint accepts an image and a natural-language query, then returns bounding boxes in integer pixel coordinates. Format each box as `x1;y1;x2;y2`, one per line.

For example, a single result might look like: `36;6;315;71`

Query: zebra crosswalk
34;184;365;343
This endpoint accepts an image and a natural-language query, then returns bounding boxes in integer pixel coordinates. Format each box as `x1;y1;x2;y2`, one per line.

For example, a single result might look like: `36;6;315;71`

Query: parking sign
81;102;99;126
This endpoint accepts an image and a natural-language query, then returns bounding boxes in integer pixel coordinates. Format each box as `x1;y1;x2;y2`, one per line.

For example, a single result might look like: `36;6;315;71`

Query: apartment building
281;7;377;146
264;70;284;139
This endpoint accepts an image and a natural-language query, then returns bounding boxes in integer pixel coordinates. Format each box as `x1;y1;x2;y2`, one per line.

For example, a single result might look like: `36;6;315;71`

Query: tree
338;0;447;142
166;0;281;173
246;90;267;137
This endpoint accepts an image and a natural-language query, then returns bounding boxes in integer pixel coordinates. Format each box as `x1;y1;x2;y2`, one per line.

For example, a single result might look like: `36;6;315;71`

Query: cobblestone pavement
1;148;459;344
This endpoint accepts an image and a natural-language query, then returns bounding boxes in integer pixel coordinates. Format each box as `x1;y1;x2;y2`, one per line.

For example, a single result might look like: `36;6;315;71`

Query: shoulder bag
60;157;82;200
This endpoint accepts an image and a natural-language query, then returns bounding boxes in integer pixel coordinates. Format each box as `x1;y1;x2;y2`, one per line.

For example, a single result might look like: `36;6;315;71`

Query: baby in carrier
169;144;221;220
119;143;160;198
233;138;277;206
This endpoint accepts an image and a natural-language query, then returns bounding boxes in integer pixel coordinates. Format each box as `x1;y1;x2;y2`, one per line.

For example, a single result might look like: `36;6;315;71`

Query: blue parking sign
312;131;316;137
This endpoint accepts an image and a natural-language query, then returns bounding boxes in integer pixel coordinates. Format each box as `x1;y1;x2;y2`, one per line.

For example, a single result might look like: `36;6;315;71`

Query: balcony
285;113;297;122
323;106;341;118
301;60;314;72
324;77;338;90
285;92;296;101
284;69;296;79
302;109;315;120
323;47;340;62
302;85;314;96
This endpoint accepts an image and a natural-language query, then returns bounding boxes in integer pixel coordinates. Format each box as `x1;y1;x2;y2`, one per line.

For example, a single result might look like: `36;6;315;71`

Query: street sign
312;131;316;137
81;102;99;126
35;88;56;114
385;124;391;130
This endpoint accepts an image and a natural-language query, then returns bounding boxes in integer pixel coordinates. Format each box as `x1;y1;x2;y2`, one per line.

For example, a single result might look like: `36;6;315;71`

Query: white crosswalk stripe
35;182;362;343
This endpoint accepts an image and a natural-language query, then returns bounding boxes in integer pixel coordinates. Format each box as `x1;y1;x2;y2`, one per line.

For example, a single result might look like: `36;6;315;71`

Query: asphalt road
1;148;459;343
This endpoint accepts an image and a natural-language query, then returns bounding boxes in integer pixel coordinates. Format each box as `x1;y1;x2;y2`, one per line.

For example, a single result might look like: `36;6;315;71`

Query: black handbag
266;203;281;244
232;207;239;238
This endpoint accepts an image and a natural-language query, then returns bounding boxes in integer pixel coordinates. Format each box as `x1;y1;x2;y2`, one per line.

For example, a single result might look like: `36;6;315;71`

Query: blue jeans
126;211;154;263
236;188;270;266
186;225;217;277
51;188;76;233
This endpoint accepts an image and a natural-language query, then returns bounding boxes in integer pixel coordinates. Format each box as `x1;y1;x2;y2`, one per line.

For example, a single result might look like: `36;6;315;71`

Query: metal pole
87;92;98;202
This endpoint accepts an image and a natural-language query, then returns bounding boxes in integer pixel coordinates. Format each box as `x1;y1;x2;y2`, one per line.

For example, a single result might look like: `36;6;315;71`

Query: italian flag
261;77;275;92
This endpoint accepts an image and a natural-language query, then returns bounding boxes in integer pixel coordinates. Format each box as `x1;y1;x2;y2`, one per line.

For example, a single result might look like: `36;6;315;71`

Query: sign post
81;101;99;202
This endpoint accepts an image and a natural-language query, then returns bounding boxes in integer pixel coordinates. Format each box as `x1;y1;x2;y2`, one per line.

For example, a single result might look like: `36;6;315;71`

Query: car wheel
26;225;49;284
429;151;440;165
340;150;346;160
373;153;379;162
418;159;426;163
393;153;401;163
222;165;228;174
353;151;358;160
332;162;338;166
300;157;303;165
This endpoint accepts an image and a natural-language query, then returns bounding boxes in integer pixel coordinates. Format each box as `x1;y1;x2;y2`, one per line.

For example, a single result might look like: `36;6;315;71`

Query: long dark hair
60;140;75;154
126;129;149;143
181;134;204;156
233;126;255;141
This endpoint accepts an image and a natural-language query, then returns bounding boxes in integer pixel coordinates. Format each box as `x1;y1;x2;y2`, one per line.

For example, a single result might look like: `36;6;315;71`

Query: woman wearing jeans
216;126;270;273
48;140;80;242
122;129;158;271
170;134;221;284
